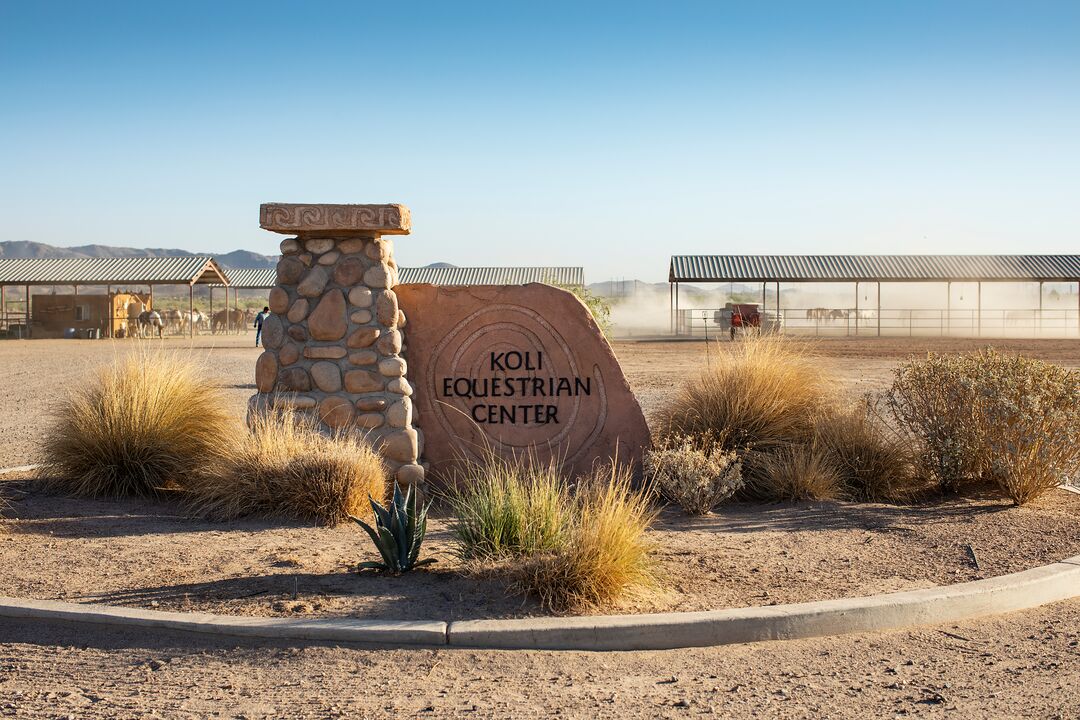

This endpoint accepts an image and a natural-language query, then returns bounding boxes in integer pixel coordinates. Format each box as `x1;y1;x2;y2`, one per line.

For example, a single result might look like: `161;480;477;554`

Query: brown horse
212;308;246;333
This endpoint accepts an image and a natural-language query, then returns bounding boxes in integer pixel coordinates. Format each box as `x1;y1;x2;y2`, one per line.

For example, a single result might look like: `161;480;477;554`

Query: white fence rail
674;308;1080;338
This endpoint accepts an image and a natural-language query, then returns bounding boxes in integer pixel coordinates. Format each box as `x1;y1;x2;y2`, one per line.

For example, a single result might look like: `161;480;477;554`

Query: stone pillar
251;203;424;489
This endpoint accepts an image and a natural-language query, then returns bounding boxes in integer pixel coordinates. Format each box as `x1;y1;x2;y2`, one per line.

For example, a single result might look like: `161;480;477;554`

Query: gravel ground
0;335;1078;717
2;474;1078;621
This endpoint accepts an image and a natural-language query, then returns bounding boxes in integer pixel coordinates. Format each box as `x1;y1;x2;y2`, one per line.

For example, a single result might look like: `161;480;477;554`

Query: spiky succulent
350;484;435;573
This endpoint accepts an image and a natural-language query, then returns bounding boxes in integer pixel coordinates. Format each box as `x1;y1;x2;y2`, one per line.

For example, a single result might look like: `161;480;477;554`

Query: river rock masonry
251;202;423;488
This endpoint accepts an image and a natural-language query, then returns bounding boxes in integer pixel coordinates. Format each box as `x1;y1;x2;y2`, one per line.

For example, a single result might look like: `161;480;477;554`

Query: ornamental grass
446;448;570;560
511;461;658;612
653;337;831;461
748;442;842;502
185;410;387;525
814;400;922;503
38;350;233;498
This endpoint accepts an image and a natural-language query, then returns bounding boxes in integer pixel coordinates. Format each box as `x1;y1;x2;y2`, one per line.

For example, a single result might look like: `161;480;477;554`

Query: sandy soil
1;335;1078;717
2;472;1079;621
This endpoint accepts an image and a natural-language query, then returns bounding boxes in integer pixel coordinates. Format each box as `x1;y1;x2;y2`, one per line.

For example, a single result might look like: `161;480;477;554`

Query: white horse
182;310;208;334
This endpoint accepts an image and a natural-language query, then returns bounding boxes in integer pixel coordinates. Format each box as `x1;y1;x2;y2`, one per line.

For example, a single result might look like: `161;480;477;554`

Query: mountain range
0;241;279;269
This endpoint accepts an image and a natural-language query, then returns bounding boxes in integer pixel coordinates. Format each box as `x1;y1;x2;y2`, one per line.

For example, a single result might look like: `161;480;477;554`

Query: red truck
714;303;783;339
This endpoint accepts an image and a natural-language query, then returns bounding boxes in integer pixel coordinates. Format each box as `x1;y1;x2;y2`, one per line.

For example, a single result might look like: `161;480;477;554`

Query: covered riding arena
0;257;231;338
668;255;1080;338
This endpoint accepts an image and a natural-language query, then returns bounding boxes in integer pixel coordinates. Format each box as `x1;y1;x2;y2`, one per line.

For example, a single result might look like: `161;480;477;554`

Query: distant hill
0;241;277;269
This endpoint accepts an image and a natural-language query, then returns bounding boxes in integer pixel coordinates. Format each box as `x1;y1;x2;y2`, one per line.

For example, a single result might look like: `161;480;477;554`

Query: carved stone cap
260;203;411;236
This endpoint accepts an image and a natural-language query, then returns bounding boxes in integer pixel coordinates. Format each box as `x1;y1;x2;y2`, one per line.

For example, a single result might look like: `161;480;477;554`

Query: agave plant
350;483;436;573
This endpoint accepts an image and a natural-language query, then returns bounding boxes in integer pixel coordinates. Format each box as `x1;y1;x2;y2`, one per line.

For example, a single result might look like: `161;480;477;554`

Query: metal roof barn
667;255;1080;338
400;265;584;286
216;265;585;289
0;256;229;285
0;257;232;338
669;255;1080;283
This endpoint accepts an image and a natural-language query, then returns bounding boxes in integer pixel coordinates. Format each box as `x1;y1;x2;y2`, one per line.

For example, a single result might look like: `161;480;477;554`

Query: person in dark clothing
254;306;270;347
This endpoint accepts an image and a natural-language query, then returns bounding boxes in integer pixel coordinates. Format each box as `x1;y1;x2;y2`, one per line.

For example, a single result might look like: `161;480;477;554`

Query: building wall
30;292;150;338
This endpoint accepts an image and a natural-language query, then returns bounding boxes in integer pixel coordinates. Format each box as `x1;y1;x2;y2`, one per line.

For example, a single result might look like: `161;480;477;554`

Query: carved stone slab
395;283;651;485
260;203;411;236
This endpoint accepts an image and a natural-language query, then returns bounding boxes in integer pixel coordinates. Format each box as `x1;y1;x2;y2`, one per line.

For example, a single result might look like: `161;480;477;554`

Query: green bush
557;282;612;338
885;348;1080;504
447;451;570;560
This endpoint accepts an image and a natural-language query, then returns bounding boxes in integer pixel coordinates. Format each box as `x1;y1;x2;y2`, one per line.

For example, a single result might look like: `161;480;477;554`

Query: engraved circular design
425;304;608;466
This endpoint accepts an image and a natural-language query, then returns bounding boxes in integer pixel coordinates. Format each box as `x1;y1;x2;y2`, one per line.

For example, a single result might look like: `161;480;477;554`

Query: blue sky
1;1;1077;282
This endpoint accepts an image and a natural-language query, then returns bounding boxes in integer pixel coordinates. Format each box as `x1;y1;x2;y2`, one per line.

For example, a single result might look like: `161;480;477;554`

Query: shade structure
0;256;230;286
667;254;1080;339
670;255;1080;283
213;265;585;290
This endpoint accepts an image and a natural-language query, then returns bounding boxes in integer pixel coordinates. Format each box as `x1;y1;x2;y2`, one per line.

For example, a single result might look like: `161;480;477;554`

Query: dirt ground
1;335;1078;717
2;473;1079;622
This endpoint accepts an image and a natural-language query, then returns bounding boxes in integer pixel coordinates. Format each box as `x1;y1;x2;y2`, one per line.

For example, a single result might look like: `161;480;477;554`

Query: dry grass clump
643;433;743;514
654;337;831;456
512;462;658;612
814;401;921;502
185;410;387;526
448;453;659;612
749;443;842;501
514;462;656;613
885;348;1079;505
37;350;233;497
447;450;570;560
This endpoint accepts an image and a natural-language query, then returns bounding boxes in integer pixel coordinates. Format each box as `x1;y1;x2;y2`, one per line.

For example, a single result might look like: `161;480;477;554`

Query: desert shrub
969;351;1078;504
185;410;386;525
815;401;921;502
749;442;842;502
653;337;831;460
447;450;570;559
883;353;988;491
643;434;743;514
885;349;1080;504
38;350;233;497
513;462;657;612
555;282;613;338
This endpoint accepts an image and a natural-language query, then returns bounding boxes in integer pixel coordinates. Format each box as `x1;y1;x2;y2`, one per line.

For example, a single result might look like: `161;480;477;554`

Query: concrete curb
0;597;447;646
448;554;1080;650
1;556;1077;651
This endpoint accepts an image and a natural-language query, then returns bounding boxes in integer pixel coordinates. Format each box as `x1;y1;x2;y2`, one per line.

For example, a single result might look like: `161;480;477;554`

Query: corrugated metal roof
0;257;230;285
401;266;584;286
214;266;585;289
221;267;276;288
669;255;1080;283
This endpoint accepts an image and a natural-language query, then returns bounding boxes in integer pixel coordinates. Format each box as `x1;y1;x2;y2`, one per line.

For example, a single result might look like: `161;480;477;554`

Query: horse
159;308;183;335
182;310;208;334
212;308;246;334
137;311;164;338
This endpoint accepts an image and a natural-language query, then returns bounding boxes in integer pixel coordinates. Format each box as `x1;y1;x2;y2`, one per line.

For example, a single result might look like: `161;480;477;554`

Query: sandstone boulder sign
395;283;651;483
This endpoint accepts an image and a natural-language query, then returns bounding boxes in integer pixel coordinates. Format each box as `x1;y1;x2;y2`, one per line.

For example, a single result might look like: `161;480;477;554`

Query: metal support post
877;281;881;337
